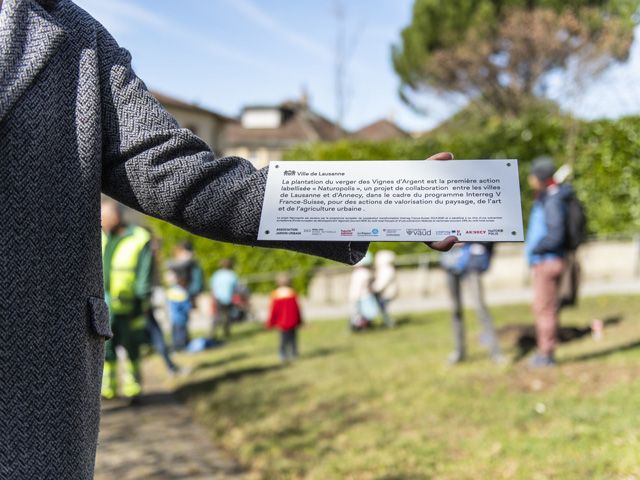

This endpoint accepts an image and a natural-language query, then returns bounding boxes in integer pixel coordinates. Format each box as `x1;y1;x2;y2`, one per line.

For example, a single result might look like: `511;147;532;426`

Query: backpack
564;192;587;251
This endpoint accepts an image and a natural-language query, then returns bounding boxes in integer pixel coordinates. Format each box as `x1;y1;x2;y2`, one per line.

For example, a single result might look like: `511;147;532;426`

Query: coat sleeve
96;28;367;265
532;194;566;255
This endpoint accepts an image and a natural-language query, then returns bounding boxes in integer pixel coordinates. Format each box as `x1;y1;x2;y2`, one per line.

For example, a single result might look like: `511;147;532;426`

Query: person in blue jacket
525;156;572;367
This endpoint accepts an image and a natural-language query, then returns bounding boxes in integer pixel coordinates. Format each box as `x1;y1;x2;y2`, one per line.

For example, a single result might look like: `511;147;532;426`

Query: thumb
427;152;455;161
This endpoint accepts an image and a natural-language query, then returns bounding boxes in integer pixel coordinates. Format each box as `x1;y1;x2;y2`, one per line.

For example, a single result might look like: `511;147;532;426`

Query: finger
426;152;455;161
425;236;458;252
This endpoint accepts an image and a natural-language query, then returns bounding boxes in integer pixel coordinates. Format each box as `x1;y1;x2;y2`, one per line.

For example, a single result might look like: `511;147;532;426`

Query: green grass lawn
172;295;640;479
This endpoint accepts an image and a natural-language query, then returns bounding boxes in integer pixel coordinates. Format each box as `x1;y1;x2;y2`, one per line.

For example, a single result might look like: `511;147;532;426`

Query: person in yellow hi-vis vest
100;199;154;399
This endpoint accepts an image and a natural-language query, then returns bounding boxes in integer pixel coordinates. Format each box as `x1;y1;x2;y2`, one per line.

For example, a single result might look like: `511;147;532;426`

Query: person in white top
348;253;376;330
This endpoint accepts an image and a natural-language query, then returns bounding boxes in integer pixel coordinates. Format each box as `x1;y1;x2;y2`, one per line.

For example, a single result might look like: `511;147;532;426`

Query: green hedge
146;219;325;294
147;112;640;291
571;118;640;235
287;113;640;242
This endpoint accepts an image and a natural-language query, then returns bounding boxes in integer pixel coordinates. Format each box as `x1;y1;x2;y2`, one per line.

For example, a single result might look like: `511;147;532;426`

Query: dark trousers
447;271;501;358
105;314;148;363
212;302;233;339
171;322;189;351
279;329;298;360
146;311;178;373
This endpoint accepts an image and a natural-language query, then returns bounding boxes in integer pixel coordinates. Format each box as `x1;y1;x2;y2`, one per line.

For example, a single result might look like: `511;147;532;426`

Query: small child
167;270;192;351
267;273;303;362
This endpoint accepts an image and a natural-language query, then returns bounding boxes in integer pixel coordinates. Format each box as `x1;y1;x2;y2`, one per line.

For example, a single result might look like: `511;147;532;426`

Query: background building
352;118;410;141
223;96;345;168
154;91;410;167
151;91;234;156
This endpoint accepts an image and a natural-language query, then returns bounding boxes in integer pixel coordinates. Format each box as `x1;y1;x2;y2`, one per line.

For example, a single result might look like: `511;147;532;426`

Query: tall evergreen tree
392;0;639;114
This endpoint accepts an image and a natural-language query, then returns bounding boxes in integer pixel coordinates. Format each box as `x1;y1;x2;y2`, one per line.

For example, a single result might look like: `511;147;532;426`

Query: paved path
95;365;246;480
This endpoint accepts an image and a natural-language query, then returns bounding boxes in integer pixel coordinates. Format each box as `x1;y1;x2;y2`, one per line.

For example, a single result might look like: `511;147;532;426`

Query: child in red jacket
267;273;303;362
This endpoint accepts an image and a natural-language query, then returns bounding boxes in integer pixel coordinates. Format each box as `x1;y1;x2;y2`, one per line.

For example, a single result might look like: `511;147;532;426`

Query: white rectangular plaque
258;160;524;242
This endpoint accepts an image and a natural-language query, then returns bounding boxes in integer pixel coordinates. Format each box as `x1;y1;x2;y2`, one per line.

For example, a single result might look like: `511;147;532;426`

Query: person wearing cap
525;156;574;367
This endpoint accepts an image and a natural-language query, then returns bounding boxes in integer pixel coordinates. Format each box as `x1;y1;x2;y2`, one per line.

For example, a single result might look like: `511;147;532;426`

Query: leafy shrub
148;110;640;289
288;111;640;248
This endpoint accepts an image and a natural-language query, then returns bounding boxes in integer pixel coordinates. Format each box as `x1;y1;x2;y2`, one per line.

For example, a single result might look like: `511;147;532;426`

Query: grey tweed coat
0;0;366;477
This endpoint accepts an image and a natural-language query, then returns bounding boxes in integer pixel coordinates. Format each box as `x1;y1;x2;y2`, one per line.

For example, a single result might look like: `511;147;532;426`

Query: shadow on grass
500;315;623;361
263;398;374;464
565;339;640;363
175;364;283;400
377;476;417;480
192;352;250;372
225;323;268;342
303;346;350;359
349;316;414;336
394;316;412;327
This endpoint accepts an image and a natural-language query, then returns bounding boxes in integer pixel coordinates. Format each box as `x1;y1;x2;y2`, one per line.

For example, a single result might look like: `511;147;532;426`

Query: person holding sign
0;1;457;477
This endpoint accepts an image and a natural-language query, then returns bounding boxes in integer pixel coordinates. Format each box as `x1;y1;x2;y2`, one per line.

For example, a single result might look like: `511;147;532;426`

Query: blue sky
74;0;640;132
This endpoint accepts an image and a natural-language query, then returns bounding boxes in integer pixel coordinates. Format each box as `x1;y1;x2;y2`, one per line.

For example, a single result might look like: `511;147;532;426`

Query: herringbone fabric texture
0;0;366;478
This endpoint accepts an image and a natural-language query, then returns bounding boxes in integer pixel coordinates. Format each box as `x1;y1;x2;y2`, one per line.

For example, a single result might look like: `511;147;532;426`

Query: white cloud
74;0;272;70
73;0;169;35
219;0;334;63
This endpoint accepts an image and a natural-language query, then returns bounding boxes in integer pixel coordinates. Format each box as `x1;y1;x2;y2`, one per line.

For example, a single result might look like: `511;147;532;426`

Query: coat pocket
87;296;113;339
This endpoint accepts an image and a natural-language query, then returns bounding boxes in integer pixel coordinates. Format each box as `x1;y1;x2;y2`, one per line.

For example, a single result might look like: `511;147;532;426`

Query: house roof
353;118;410;141
151;91;235;123
224;101;346;148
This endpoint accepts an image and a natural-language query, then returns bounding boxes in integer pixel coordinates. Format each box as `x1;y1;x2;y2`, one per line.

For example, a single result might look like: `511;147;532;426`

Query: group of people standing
100;200;190;400
99;197;306;399
166;254;247;350
438;156;584;368
98;154;580;401
99;199;247;399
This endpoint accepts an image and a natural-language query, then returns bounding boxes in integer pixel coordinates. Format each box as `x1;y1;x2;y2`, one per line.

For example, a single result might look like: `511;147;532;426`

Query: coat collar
0;0;67;124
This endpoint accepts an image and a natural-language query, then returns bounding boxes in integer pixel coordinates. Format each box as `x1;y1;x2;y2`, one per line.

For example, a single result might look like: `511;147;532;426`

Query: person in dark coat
0;0;456;477
171;240;204;308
